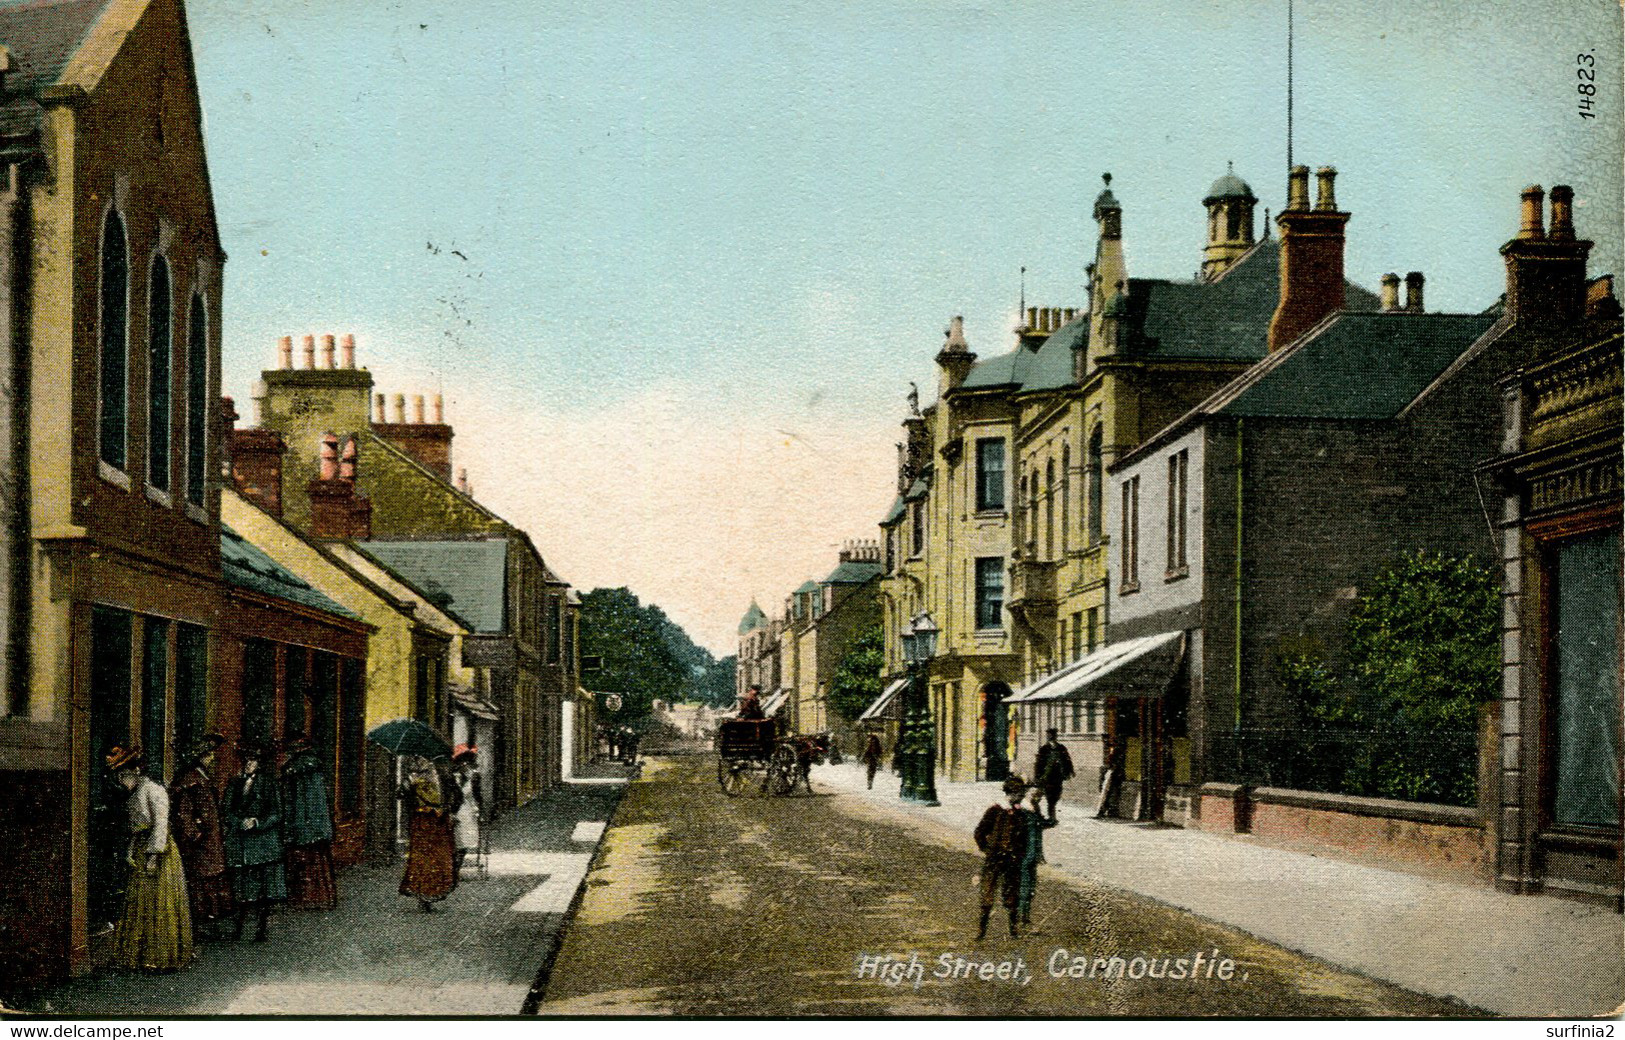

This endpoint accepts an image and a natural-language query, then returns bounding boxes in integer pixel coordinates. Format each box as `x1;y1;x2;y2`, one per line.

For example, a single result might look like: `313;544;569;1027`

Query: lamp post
899;611;940;806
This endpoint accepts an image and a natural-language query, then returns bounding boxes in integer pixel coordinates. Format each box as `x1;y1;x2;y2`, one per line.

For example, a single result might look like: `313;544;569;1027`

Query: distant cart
715;719;798;796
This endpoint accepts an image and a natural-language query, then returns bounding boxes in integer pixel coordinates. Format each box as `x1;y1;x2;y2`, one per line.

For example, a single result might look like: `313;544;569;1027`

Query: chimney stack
433;393;444;423
457;467;470;494
1026;306;1038;330
1548;185;1575;241
936;313;977;392
1267;163;1350;352
228;426;286;517
251;379;269;424
413;394;425;424
338;436;358;480
1404;272;1425;313
1380;273;1400;312
374;393;386;424
1502;183;1592;330
321;334;336;369
318;432;340;481
302;334;316;370
393;394;406;424
340;334;356;369
277;336;293;370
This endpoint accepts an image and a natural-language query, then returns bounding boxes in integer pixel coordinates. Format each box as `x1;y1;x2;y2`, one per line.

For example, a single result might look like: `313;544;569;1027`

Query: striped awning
761;688;792;717
858;676;910;722
1005;631;1186;703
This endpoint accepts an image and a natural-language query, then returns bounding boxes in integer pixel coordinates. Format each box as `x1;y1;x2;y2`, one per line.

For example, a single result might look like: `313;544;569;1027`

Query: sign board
603;693;624;712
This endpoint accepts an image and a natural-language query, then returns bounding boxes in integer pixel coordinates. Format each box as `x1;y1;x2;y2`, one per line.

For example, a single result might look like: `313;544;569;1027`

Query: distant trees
578;588;738;725
827;625;884;724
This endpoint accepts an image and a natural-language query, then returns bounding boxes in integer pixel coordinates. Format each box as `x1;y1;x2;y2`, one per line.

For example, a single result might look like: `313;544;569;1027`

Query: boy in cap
972;774;1030;939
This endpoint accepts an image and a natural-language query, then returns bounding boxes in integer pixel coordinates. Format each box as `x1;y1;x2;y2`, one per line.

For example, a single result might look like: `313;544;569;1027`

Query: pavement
817;760;1625;1018
14;772;629;1017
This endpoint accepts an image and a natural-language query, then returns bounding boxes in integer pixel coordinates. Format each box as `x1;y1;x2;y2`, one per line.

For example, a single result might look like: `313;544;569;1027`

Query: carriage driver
738;685;766;721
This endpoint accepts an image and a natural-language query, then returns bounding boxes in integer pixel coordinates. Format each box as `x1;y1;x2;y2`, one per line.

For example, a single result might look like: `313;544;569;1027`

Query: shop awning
1005;631;1186;703
857;676;910;722
761;688;792;717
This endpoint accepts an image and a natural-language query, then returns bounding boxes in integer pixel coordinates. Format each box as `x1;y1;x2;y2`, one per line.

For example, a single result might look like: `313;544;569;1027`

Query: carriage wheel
769;745;798;796
717;756;746;797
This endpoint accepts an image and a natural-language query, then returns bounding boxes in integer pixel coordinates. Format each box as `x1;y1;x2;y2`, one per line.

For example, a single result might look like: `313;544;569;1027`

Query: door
982;683;1010;782
88;608;133;930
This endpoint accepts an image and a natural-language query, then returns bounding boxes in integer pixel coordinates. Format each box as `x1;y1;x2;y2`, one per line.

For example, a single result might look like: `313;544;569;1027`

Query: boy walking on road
973;776;1030;940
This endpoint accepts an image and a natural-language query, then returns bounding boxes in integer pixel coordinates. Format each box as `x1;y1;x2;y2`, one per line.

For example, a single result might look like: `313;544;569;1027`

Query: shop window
1551;530;1622;828
141;619;169;779
242;639;277;749
174;624;208;760
340;657;366;817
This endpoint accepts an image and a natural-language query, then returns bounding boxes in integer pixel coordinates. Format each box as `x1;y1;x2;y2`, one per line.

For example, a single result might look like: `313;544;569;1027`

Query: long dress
452;769;482;853
222;771;288;905
399;775;456;902
282;749;338;910
170;764;233;925
113;777;194;971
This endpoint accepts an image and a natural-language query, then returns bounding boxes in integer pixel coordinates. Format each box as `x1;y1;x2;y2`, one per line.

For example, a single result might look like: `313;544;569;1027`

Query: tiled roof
955;239;1382;394
355;539;509;634
0;0;112;136
1214;311;1501;419
823;560;882;585
220;524;358;620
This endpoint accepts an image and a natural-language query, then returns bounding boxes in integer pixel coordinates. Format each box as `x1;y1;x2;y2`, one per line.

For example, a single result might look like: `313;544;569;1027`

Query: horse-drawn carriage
715;719;834;797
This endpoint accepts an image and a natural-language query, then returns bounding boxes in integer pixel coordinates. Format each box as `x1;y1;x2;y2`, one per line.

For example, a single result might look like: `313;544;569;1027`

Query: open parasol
366;718;452;761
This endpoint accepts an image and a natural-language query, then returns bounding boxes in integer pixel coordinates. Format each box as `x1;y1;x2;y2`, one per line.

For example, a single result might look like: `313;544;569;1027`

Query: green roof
738;601;767;635
794;579;820;595
961;315;1084;392
1216;311;1501;419
823;560;882;585
355;540;510;634
880;495;906;526
1204;172;1255;203
220;524;358;620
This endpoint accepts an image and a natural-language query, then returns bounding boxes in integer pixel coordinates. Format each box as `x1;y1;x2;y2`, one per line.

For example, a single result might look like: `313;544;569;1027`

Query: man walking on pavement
973;776;1030;940
861;733;883;790
1033;728;1074;821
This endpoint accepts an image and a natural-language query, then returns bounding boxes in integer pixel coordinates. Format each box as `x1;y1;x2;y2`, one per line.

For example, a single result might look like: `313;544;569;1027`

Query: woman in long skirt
107;745;194;971
222;744;287;941
398;757;456;912
281;737;338;910
450;746;483;885
169;735;233;938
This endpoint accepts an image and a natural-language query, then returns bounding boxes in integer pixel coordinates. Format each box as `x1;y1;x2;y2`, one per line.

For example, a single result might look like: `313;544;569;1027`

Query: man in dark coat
1095;736;1125;819
1034;728;1075;821
737;685;766;721
973;775;1030;939
222;744;287;941
170;734;232;938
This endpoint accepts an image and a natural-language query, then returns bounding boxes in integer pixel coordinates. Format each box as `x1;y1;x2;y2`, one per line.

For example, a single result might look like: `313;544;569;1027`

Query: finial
1019;265;1026;314
1102;172;1112;187
1227;160;1234;174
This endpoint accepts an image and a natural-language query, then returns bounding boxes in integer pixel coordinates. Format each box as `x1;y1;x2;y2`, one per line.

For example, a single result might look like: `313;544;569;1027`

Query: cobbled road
536;756;1474;1017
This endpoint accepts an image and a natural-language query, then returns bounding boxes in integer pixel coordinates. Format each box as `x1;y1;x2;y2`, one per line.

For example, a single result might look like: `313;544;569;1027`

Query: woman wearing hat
281;736;338;910
449;745;483;884
169;734;233;938
222;743;287;941
398;756;457;911
106;745;194;971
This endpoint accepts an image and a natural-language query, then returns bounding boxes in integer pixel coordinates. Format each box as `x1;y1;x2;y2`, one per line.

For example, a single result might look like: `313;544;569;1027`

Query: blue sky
187;0;1622;654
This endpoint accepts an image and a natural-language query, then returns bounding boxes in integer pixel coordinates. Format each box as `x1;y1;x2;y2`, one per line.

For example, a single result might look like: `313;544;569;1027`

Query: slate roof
1214;311;1502;419
954;239;1382;395
738;601;767;635
880;495;905;526
220;524;358;620
355;540;510;634
823;560;882;585
0;0;110;137
793;579;821;595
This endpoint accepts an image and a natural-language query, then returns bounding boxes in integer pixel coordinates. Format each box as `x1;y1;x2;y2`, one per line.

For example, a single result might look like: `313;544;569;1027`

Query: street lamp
899;610;940;806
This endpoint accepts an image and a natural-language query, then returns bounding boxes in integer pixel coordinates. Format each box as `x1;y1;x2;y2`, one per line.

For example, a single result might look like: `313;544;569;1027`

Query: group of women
101;736;481;972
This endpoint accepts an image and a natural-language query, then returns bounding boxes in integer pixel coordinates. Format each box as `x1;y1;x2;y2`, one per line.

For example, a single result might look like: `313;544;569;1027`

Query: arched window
99;211;129;470
147;255;172;492
1061;444;1071;554
1044;459;1055;559
1087;426;1103;544
185;293;208;506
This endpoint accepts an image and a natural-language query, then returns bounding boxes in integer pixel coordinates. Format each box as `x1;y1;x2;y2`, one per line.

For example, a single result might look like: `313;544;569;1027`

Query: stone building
1485;185;1622;903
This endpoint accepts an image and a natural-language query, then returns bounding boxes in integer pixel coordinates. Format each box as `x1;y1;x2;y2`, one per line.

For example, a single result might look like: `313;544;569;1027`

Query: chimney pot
1518;185;1546;240
1025;306;1037;330
1285;165;1311;212
457;467;469;494
1404;271;1425;313
1548;185;1576;241
277;335;294;370
433;393;444;424
413;394;426;424
251;379;269;424
302;335;316;370
340;334;356;369
1380;273;1401;312
393;393;406;424
1314;166;1338;211
321;334;336;369
374;393;386;424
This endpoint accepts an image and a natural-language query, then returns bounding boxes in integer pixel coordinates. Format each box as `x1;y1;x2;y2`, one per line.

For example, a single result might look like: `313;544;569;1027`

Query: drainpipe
0;159;29;717
1233;418;1244;773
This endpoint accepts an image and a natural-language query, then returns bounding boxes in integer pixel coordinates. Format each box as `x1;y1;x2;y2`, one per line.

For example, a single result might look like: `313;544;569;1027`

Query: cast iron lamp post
899;611;940;806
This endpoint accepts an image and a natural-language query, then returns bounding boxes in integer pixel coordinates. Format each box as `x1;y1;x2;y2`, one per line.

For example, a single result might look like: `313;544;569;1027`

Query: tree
827;625;884;724
578;588;691;726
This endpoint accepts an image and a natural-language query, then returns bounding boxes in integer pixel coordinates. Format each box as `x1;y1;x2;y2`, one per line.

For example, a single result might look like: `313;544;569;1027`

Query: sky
185;0;1623;655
